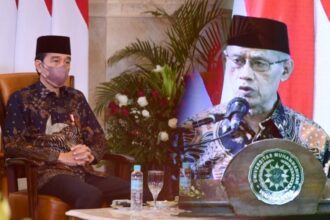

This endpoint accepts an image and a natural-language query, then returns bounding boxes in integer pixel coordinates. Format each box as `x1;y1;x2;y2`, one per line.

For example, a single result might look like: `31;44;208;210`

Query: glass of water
147;170;164;209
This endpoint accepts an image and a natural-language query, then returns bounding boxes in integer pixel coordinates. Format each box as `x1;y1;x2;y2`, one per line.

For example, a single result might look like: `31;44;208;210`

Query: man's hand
58;144;94;166
71;144;95;164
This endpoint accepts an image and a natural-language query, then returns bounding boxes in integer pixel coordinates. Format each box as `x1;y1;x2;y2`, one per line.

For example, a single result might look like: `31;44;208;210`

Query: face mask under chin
42;63;69;88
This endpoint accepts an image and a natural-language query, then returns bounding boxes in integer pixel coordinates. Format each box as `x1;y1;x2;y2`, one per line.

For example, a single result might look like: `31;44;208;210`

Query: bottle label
180;177;191;188
131;179;143;190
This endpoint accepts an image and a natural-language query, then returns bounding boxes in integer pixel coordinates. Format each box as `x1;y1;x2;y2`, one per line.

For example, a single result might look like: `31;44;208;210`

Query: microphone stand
173;120;237;182
182;127;235;149
173;115;237;162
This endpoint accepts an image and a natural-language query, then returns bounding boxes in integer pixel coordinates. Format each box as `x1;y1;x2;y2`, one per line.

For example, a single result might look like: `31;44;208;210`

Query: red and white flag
0;0;89;98
14;0;52;72
52;0;89;97
0;0;17;73
220;0;330;134
314;0;330;136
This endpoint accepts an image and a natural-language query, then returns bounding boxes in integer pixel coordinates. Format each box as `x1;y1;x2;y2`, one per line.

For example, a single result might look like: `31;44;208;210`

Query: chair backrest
0;72;74;127
0;72;74;149
0;72;74;195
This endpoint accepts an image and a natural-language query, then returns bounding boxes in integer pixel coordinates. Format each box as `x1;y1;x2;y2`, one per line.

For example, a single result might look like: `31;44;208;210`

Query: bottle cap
133;165;141;171
182;162;191;169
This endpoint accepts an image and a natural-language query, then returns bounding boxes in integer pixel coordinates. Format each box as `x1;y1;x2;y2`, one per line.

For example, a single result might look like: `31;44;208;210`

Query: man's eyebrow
50;56;61;60
49;56;71;61
228;54;268;60
250;55;270;61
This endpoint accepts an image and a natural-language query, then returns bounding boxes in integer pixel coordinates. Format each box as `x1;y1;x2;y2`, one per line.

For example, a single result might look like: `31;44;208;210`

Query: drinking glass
147;170;164;209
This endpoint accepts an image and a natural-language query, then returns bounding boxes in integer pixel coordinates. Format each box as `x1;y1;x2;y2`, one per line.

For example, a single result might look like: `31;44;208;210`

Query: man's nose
61;62;70;69
238;61;255;79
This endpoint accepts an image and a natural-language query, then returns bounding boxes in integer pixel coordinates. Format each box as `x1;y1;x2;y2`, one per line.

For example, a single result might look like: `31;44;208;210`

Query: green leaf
95;0;230;166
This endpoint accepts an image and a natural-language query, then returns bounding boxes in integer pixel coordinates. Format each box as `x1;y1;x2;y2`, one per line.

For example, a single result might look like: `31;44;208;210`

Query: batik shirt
183;98;330;179
3;81;107;188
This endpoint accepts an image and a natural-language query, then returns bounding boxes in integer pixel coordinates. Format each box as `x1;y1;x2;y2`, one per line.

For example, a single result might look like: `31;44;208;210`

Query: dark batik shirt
184;98;330;179
3;81;107;188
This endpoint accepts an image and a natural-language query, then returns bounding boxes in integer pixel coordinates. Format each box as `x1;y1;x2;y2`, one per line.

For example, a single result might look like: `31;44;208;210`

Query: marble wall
89;0;233;120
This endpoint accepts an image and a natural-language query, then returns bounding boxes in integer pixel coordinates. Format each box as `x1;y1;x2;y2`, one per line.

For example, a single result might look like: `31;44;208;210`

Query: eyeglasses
224;54;288;72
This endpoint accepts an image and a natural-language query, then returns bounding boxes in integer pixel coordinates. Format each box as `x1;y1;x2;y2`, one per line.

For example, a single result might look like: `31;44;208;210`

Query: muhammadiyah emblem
248;148;304;205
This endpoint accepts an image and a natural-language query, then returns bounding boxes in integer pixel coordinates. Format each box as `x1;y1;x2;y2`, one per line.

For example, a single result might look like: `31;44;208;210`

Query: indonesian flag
220;0;330;135
52;0;89;97
0;0;17;73
0;0;89;98
14;0;52;72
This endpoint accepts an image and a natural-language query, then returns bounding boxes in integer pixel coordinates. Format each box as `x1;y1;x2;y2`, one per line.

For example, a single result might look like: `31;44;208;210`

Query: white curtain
0;0;89;98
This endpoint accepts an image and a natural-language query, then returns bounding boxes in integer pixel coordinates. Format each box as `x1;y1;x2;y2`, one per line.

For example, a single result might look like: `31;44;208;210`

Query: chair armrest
5;157;42;217
0;152;4;163
102;153;135;181
0;152;5;194
5;157;43;192
5;157;45;167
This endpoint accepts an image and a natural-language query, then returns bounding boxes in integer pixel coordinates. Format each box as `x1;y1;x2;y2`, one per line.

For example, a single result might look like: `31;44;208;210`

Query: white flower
115;93;128;107
153;65;164;73
137;96;148;107
141;109;150;118
168;118;178;128
131;108;141;115
158;131;169;142
131;109;137;114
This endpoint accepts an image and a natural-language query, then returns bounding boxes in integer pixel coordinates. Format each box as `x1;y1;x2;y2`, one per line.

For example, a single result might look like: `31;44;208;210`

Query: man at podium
183;15;330;180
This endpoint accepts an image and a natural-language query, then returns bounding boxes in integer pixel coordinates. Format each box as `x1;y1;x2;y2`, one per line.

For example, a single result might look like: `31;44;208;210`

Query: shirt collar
259;96;287;138
36;80;70;98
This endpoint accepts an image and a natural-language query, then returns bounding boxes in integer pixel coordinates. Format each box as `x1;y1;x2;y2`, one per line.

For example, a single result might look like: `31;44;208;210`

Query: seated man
183;15;330;180
3;35;130;208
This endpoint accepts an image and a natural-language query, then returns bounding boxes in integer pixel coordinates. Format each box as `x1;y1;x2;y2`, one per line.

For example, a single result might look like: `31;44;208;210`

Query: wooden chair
0;72;134;220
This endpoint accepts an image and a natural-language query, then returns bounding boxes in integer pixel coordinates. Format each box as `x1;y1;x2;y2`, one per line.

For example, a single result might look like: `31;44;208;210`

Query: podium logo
248;148;304;205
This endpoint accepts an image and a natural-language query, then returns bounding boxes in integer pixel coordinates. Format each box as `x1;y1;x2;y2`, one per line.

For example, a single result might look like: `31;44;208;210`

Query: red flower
137;90;145;97
120;107;130;116
159;98;168;107
151;90;160;98
131;129;140;136
108;101;120;114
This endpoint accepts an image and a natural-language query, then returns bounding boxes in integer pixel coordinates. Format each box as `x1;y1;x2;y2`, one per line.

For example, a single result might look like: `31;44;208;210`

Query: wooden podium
178;139;330;217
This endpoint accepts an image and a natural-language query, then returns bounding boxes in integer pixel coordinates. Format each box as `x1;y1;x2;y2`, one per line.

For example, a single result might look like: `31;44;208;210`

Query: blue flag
178;71;213;125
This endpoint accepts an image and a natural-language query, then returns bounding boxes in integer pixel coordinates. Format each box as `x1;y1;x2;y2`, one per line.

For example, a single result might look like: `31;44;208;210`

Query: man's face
39;53;71;69
35;53;71;88
224;45;292;114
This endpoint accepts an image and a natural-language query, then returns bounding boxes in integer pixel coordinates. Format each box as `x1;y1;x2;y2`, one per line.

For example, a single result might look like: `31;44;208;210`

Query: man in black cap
183;15;330;180
3;35;130;208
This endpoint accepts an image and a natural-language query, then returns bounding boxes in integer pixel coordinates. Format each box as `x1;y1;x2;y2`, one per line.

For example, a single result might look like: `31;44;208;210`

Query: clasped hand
58;144;95;166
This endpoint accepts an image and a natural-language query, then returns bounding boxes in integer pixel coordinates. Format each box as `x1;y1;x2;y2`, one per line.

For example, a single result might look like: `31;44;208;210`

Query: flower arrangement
95;0;229;167
98;65;183;166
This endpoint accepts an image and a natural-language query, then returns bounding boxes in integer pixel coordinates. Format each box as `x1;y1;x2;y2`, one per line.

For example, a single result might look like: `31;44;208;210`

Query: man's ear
34;60;43;73
280;59;294;81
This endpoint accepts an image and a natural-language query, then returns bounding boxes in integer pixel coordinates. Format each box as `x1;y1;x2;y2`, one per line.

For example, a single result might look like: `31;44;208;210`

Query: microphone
191;114;224;128
225;97;250;131
181;97;249;130
182;114;224;129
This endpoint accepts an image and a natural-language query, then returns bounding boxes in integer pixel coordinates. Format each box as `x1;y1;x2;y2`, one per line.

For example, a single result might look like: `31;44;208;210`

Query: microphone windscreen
226;97;249;117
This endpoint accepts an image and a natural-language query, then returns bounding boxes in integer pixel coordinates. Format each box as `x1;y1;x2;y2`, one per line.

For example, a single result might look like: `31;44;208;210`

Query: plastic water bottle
179;162;192;195
131;165;143;211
